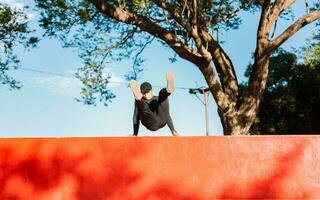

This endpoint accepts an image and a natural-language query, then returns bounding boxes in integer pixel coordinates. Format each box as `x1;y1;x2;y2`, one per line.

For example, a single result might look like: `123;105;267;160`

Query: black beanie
140;82;152;94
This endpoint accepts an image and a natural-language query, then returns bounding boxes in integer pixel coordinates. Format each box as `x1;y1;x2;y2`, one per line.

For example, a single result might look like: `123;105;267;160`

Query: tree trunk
218;110;248;136
218;106;258;136
210;57;270;136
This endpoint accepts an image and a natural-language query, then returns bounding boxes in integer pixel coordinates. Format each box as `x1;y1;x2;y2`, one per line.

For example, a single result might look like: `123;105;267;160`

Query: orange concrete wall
0;136;319;199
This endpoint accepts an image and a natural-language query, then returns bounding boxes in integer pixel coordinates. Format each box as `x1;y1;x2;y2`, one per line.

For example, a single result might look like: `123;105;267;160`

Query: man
130;72;178;136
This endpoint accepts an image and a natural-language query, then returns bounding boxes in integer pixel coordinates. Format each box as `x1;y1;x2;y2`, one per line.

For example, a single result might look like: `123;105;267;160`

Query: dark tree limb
89;0;204;65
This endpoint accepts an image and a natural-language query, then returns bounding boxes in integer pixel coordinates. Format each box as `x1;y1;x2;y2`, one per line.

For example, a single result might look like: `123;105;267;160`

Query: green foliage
35;0;154;105
34;0;315;106
303;33;320;68
131;0;148;9
243;50;320;134
75;62;116;106
34;0;257;105
0;3;38;89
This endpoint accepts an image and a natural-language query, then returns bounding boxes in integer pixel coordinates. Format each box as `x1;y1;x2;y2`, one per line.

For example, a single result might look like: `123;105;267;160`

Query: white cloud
32;71;125;97
0;0;24;9
33;74;82;97
0;0;36;21
108;72;125;88
26;12;36;21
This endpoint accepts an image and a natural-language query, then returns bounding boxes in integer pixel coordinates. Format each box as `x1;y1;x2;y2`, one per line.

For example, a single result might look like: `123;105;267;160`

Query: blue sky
0;0;317;137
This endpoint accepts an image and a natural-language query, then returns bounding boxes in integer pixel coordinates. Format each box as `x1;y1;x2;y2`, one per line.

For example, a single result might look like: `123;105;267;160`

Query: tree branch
151;2;238;96
205;33;239;102
152;1;238;103
89;0;204;65
267;0;295;30
151;0;193;33
199;62;230;111
257;0;273;42
150;0;211;61
271;10;320;50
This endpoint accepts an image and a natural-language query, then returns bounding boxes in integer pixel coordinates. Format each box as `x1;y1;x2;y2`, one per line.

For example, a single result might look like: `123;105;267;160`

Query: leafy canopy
34;0;319;106
34;0;269;105
0;2;38;89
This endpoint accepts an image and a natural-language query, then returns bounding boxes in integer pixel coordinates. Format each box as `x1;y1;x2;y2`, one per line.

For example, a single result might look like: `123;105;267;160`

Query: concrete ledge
0;136;319;199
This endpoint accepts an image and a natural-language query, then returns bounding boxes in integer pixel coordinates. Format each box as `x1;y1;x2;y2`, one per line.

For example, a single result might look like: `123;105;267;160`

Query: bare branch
271;10;320;50
151;0;193;33
151;0;212;61
125;36;155;80
99;27;138;53
305;0;310;14
268;0;295;29
192;0;197;26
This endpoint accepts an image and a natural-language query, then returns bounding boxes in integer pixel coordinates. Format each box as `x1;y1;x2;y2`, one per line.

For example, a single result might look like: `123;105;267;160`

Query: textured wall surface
0;136;319;199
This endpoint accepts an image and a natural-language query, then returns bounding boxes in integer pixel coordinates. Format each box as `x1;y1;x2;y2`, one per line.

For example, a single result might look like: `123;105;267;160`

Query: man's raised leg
130;80;143;100
158;72;175;103
166;72;175;93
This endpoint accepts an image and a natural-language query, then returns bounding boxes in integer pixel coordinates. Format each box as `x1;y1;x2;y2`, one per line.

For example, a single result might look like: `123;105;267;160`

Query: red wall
0;136;319;199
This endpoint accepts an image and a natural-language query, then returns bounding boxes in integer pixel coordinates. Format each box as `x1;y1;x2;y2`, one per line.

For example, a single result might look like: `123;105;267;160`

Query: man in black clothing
130;72;178;136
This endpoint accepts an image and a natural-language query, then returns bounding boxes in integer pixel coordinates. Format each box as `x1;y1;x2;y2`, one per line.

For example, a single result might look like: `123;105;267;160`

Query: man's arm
133;101;140;136
167;115;178;136
167;115;175;132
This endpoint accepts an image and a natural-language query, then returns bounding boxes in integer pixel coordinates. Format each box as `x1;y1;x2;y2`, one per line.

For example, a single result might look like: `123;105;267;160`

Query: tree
0;2;38;89
304;32;320;67
244;49;320;134
34;0;320;135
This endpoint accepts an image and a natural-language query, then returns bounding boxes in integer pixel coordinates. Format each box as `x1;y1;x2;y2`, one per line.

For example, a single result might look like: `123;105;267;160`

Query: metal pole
189;87;210;136
203;89;209;136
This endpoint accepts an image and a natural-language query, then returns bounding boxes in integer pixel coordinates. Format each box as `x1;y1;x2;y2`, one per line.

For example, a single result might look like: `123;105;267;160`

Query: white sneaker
130;80;143;100
166;72;175;93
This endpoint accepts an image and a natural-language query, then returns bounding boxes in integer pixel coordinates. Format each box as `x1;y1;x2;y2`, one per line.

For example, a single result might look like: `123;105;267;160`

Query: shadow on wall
217;141;309;199
0;139;201;200
0;138;318;200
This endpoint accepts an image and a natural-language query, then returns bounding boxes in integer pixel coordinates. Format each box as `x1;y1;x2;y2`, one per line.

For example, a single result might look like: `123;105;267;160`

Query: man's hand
171;130;179;136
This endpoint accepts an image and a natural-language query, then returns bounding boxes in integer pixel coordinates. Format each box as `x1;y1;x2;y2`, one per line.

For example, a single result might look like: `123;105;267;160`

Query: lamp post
189;87;210;136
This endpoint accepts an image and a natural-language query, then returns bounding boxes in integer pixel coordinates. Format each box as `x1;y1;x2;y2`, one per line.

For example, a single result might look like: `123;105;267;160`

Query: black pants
136;88;171;131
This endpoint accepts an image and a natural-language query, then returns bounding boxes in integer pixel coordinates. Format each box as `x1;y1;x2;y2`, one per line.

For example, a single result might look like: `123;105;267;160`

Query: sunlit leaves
0;3;38;89
75;62;116;106
303;33;320;68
